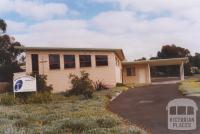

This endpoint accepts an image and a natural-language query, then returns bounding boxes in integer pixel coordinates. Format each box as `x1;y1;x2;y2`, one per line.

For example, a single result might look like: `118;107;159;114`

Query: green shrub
69;71;94;99
31;73;53;93
16;92;33;104
96;117;120;128
51;94;66;102
94;81;109;91
27;92;52;104
0;93;16;105
83;88;94;99
61;119;88;133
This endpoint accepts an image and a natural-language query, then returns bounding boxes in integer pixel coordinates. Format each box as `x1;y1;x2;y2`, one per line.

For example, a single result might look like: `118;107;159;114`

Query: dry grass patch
179;78;200;96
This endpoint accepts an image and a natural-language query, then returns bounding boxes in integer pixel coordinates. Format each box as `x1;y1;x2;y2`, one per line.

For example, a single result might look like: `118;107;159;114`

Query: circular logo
15;80;23;91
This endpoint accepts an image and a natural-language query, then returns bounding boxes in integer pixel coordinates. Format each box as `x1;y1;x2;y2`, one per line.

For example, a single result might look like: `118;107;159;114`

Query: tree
190;53;200;68
135;57;146;61
157;44;191;59
0;19;23;82
0;19;7;33
151;45;192;76
189;53;200;74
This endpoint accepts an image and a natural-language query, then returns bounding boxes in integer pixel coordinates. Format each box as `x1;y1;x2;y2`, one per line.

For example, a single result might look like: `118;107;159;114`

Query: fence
0;82;9;93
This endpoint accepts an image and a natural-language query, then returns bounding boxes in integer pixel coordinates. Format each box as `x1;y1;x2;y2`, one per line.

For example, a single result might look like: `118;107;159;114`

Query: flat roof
122;58;188;66
15;46;125;60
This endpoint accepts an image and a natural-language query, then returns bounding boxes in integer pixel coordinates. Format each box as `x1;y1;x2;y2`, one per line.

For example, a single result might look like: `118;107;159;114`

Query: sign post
13;74;37;98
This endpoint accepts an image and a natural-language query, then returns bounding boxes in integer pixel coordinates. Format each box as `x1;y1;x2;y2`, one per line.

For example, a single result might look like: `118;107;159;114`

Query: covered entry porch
122;58;188;84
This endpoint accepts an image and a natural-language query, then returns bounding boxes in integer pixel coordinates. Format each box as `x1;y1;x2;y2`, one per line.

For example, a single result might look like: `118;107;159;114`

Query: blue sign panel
14;80;23;91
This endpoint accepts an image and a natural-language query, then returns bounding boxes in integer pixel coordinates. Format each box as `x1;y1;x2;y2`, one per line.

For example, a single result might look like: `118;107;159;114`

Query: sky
0;0;200;60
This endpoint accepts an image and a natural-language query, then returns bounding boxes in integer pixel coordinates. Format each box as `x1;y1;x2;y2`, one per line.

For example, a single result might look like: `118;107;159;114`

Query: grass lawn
0;87;146;134
179;76;200;96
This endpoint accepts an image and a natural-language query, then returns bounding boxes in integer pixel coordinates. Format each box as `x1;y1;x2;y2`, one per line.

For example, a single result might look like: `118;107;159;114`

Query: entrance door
138;68;146;83
31;54;39;73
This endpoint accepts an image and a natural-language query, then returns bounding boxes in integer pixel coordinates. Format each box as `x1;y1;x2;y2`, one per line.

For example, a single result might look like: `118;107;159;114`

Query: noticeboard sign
13;75;37;93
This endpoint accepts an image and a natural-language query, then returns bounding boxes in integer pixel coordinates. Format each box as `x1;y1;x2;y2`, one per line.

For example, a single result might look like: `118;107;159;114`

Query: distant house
15;46;188;93
191;67;199;74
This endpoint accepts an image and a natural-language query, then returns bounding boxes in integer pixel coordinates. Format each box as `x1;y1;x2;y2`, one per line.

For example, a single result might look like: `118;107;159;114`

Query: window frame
49;54;60;70
95;55;108;67
64;55;76;69
126;66;136;76
79;55;92;67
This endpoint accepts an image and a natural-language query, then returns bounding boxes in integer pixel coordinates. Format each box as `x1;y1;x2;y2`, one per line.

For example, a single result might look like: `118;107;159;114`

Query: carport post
148;64;151;83
180;61;184;81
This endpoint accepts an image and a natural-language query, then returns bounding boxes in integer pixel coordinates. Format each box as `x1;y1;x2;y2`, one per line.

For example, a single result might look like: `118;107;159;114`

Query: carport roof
122;58;188;66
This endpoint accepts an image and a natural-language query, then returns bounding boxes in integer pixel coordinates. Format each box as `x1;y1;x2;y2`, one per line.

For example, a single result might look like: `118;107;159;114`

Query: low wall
0;82;9;93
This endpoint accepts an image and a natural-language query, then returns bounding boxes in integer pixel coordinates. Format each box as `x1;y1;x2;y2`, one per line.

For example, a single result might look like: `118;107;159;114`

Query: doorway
138;67;146;83
31;54;39;73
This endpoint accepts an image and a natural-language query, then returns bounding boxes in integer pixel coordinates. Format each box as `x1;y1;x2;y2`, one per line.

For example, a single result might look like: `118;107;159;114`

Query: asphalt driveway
109;84;200;134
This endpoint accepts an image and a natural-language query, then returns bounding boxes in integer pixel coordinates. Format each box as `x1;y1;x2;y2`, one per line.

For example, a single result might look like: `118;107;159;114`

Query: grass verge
179;77;200;96
0;87;147;134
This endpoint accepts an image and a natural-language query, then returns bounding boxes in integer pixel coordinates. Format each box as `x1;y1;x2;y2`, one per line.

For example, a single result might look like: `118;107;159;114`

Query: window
126;67;136;76
79;55;91;67
31;54;39;73
64;55;75;68
96;55;108;66
49;54;60;70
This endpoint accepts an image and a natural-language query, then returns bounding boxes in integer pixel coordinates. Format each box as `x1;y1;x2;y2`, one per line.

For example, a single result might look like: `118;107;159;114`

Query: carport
122;58;188;84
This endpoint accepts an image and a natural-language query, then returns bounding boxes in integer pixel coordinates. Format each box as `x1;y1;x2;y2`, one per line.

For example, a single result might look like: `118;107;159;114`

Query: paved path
109;84;200;134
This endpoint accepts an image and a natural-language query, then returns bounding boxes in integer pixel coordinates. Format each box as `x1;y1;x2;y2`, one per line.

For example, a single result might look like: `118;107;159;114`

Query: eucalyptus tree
0;19;23;83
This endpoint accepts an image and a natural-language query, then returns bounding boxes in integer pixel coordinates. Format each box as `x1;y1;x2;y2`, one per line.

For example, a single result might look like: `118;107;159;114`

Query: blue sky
1;0;115;23
0;0;199;59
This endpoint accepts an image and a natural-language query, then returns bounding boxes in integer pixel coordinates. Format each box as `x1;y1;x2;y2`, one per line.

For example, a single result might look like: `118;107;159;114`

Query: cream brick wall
122;64;151;84
26;51;122;93
115;56;123;83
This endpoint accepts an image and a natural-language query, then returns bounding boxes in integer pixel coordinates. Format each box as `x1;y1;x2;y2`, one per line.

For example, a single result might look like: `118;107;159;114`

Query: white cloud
91;11;137;34
90;0;200;20
10;17;199;60
0;0;68;20
88;0;117;3
91;11;191;35
6;20;28;33
4;0;200;60
126;0;200;22
29;20;88;33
